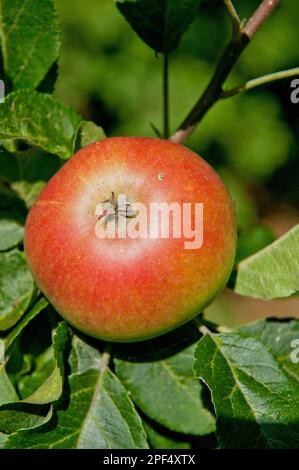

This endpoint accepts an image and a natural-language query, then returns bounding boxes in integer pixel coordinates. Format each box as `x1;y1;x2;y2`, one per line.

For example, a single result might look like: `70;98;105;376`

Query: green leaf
0;182;26;250
0;148;60;208
0;248;34;331
0;364;18;406
6;367;149;449
5;298;49;351
0;0;60;90
22;322;70;404
0;220;24;251
0;148;60;184
116;0;200;53
0;432;8;448
237;319;299;381
0;91;82;159
76;121;106;149
193;329;299;448
0;404;53;434
0;149;60;251
68;333;102;375
0;323;70;434
17;352;54;400
143;420;191;449
115;343;215;436
235;224;299;299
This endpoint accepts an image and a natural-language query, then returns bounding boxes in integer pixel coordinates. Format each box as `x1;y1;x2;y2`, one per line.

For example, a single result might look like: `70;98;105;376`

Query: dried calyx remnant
98;191;137;226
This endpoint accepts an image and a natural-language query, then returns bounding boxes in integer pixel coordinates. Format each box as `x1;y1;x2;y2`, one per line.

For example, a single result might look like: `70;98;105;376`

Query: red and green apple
24;137;236;342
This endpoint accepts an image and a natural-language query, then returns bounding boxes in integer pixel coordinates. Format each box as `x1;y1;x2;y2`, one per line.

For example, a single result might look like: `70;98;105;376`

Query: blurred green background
54;0;299;325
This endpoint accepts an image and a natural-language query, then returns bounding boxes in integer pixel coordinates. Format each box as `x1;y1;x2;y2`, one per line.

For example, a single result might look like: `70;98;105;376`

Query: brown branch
170;0;280;144
170;37;248;143
243;0;280;39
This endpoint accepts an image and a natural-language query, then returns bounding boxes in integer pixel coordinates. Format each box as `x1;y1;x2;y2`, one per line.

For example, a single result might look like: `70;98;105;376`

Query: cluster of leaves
0;0;299;449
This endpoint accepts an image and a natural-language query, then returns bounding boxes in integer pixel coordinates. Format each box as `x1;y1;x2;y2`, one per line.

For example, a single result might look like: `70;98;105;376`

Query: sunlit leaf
235;224;299;299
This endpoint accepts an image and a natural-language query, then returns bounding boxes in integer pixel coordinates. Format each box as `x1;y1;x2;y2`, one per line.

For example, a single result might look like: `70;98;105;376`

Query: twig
220;67;299;98
170;0;280;144
243;0;280;39
170;37;248;144
223;0;241;38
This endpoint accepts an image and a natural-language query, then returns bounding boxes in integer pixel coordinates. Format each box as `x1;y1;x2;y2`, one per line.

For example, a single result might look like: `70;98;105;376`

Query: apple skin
24;137;236;342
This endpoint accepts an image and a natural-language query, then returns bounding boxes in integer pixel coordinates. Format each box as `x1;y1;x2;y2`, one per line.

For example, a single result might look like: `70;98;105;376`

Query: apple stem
170;0;282;144
192;315;232;335
100;344;113;371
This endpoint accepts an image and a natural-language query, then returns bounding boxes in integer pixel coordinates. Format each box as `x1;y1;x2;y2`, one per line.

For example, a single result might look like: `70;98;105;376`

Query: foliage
0;0;298;449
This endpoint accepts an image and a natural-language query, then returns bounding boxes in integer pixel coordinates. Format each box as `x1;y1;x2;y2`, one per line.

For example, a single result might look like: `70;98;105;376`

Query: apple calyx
97;191;137;228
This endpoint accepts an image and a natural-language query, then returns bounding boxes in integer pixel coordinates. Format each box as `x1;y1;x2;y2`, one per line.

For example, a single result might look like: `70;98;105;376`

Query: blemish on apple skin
157;173;164;181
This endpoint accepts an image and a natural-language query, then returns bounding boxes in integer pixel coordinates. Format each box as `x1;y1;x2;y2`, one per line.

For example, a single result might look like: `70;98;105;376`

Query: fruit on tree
24;137;236;342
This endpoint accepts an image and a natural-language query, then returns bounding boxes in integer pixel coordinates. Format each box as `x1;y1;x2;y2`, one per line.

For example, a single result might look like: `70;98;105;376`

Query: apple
24;137;236;342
